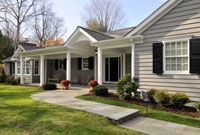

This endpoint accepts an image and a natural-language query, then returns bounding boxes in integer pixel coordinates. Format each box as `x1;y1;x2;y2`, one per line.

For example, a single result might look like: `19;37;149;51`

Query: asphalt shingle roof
79;26;114;41
19;42;40;51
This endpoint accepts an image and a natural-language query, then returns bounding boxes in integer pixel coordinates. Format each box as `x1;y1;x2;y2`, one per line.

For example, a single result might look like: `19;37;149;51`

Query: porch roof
18;46;68;57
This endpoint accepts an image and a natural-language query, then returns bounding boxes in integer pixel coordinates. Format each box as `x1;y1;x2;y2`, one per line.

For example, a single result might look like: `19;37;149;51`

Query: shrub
42;83;57;90
0;68;6;83
88;80;98;87
115;74;139;99
154;90;171;107
170;92;189;108
5;76;17;85
93;85;108;96
195;101;200;112
147;89;156;103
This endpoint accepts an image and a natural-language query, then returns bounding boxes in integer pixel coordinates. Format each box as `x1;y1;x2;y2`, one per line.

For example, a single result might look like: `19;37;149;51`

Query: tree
0;31;14;63
46;38;64;46
0;0;36;49
83;0;125;32
32;1;66;47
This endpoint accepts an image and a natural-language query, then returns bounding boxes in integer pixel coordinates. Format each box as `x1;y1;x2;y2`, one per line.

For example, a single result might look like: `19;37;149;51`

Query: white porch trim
20;56;24;84
97;48;103;85
131;44;135;80
40;55;45;86
66;51;71;81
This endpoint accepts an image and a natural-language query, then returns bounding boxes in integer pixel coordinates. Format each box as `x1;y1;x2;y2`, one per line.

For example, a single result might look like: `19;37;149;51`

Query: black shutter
153;42;164;74
190;38;200;74
63;59;66;70
78;57;82;70
55;59;58;71
88;57;94;70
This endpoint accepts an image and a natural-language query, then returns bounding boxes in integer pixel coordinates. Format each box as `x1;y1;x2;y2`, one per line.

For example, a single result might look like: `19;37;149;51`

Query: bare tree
0;0;36;49
83;0;125;32
32;1;66;47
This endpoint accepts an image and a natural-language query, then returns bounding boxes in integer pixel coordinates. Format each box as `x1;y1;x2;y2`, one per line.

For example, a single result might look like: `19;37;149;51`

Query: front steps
108;109;140;124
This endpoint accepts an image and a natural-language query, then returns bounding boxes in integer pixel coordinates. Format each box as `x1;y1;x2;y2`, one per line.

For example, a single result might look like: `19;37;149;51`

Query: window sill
164;71;190;75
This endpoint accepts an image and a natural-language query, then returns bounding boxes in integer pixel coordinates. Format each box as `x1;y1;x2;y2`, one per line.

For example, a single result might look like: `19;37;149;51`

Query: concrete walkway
31;87;200;135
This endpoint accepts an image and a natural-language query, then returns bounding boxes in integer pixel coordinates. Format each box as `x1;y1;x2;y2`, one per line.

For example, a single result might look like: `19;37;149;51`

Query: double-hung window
164;40;189;74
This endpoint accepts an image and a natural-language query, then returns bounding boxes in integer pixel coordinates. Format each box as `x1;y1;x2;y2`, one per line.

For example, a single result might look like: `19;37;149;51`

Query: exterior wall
46;59;66;83
71;58;94;84
4;62;10;75
125;54;131;74
135;0;200;100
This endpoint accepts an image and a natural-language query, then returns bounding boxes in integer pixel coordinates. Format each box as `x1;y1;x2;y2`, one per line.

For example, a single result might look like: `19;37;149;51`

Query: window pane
183;64;188;70
171;50;176;56
182;41;187;48
177;64;182;71
166;65;170;70
177;49;181;55
171;58;176;64
166;43;170;50
182;49;188;55
171;43;175;49
166;58;171;64
177;42;182;48
177;58;182;64
171;64;176;70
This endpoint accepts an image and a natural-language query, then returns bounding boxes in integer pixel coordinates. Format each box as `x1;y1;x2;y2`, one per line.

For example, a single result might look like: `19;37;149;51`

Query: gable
142;0;200;40
12;46;25;59
125;0;183;37
64;27;97;47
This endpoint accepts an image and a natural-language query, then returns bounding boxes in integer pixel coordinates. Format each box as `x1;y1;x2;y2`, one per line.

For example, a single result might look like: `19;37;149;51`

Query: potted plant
60;80;71;90
87;80;98;93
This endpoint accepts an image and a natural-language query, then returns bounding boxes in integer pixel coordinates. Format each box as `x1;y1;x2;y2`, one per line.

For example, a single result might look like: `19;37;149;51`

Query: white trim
122;53;126;76
163;39;190;75
81;57;89;71
131;44;135;79
12;45;25;58
125;0;183;37
103;55;122;83
33;59;40;76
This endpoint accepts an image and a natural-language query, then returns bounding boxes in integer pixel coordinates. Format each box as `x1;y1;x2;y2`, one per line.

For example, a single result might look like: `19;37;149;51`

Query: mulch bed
88;93;200;118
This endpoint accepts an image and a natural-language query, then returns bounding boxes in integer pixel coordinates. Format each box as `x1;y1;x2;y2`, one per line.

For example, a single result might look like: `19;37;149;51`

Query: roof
105;27;135;38
79;26;114;41
2;56;14;63
19;42;40;51
125;0;183;37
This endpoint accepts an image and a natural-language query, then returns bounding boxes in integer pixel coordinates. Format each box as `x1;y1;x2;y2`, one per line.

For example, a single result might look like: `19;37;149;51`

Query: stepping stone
108;109;139;124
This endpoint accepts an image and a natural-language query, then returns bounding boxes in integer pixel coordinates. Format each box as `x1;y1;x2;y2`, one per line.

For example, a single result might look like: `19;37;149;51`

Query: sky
51;0;167;39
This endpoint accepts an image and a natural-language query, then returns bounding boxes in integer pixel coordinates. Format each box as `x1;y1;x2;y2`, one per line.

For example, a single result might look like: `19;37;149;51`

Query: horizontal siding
137;0;200;100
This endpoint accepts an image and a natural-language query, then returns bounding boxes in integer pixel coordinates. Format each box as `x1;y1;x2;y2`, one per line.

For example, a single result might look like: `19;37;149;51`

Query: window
24;60;30;75
16;60;31;75
164;40;189;74
82;58;89;70
34;60;40;75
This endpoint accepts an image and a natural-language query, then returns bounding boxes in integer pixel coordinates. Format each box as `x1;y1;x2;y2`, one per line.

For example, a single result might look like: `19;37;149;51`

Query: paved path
31;87;200;135
31;87;139;123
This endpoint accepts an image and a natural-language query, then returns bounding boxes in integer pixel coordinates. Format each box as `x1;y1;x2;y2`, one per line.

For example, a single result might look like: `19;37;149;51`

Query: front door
105;57;121;82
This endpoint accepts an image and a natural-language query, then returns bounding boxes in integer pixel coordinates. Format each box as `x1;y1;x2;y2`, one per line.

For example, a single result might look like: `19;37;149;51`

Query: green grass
77;95;200;128
0;84;143;135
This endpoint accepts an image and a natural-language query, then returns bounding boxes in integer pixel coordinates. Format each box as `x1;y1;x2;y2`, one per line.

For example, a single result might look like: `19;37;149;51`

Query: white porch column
97;48;103;85
66;51;71;81
40;55;45;86
131;44;135;80
20;56;24;84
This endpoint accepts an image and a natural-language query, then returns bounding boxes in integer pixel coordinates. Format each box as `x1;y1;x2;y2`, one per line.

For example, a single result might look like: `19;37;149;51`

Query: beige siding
136;0;200;101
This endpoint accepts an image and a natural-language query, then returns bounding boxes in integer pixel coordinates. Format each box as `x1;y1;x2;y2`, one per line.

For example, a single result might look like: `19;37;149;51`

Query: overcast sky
50;0;167;39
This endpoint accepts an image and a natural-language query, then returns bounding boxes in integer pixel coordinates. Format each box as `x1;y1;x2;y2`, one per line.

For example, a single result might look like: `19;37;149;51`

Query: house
3;0;200;101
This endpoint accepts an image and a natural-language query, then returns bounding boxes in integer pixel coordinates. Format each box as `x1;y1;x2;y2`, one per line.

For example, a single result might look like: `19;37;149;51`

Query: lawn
0;84;143;135
77;95;200;128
